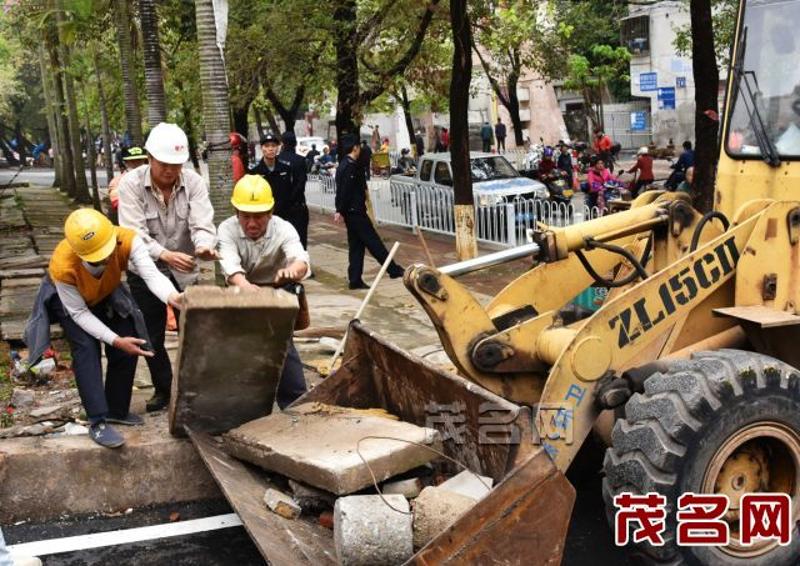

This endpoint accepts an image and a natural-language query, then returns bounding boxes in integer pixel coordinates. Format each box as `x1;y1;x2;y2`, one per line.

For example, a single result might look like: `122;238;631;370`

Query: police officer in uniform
278;132;310;249
334;134;404;289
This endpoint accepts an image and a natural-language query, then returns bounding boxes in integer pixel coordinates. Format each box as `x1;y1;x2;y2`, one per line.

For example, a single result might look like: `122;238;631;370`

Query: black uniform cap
260;132;279;145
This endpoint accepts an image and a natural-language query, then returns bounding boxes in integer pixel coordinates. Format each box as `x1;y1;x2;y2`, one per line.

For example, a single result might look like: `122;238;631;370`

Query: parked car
296;136;327;157
389;152;549;237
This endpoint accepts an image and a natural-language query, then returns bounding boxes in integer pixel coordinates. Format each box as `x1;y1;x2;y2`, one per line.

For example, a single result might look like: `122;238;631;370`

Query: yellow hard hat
231;175;275;212
64;208;118;263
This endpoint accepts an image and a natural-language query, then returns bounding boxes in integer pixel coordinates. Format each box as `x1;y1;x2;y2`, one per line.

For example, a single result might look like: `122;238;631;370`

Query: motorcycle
541;169;574;205
665;159;685;189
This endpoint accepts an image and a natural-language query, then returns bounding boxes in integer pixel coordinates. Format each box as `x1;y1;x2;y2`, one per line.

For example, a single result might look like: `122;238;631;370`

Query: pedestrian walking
278;131;310;249
217;175;309;408
334;134;404;289
25;209;183;447
494;119;507;152
117;122;218;413
360;140;373;181
230;132;247;183
626;146;655;196
441;127;450;151
415;129;425;157
480;121;493;152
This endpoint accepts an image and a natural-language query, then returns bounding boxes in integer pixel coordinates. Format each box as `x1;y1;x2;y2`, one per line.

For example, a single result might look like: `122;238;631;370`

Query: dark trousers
482;140;491;152
344;212;402;284
278;205;310;249
497;137;506;151
49;296;138;421
128;272;177;396
277;341;307;409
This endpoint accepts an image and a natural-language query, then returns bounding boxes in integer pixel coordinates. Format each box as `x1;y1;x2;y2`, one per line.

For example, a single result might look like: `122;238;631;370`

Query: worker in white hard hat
117;122;218;412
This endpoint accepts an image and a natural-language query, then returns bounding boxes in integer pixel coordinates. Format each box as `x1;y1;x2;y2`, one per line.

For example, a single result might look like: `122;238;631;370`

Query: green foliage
673;0;737;66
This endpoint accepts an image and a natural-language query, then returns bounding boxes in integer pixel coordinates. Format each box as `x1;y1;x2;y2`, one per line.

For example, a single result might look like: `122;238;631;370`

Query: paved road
0;167;109;189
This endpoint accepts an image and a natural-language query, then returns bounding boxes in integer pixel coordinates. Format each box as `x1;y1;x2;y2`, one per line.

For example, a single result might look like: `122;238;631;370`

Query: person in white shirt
44;209;181;448
217;175;309;407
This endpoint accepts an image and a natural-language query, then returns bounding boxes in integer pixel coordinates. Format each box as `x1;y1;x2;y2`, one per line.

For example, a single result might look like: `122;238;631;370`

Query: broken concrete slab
169;285;299;436
382;477;424;499
263;487;301;520
28;405;63;418
412;486;478;549
334;494;413;566
438;470;494;501
10;389;34;409
223;402;442;495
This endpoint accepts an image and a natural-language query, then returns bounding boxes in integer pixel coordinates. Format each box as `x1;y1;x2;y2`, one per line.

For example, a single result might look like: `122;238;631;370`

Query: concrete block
288;479;336;512
382;477;424;499
10;389;34;409
412;486;478;549
334;494;413;565
438;470;494;501
169;286;299;436
263;487;301;520
223;402;441;495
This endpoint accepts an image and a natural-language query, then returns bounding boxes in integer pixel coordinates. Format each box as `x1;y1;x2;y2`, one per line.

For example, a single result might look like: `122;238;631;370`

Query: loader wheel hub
702;422;800;558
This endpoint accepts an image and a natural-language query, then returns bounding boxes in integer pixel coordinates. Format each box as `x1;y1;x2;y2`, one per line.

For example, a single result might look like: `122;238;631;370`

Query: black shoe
146;391;170;412
106;413;145;426
388;266;406;279
89;421;125;448
348;281;369;290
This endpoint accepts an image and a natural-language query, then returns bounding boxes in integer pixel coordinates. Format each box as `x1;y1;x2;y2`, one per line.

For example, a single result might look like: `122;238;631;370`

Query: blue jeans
49;295;139;421
277;341;307;409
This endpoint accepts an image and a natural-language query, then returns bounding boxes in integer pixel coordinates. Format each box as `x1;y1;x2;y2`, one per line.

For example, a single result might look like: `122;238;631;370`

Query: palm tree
37;45;63;189
56;0;91;204
113;0;143;145
194;0;233;224
140;0;167;126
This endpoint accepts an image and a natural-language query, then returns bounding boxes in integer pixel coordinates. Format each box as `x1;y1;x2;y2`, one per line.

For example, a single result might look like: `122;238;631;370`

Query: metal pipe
439;243;541;277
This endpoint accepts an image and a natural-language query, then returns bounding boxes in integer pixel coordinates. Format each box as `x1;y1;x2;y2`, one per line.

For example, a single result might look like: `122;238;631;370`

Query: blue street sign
657;87;676;110
630;112;647;132
676;76;687;88
640;72;658;92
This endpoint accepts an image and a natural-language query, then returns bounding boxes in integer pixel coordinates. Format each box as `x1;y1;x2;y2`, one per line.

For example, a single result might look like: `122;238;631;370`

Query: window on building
621;15;650;55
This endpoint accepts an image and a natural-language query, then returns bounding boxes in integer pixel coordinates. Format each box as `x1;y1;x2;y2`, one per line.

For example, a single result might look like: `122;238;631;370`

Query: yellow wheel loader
399;0;800;563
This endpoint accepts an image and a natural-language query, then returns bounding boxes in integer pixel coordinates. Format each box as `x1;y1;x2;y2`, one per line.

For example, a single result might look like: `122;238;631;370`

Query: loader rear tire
603;349;800;565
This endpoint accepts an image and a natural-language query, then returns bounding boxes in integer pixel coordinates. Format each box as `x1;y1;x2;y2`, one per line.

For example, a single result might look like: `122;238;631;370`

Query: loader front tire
603;349;800;565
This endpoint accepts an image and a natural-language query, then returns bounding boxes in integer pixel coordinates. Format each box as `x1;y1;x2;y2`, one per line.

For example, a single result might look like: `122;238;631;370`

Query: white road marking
7;513;243;557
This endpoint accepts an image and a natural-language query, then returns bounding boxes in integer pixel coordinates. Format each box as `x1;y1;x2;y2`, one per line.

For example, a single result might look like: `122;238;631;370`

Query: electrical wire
355;435;494;515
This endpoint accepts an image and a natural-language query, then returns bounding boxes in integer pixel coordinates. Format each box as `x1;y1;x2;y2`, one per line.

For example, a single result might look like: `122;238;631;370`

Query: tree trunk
333;0;359;150
92;50;115;183
506;74;525;147
113;0;144;145
195;0;233;224
690;0;719;212
56;4;91;203
400;85;416;155
140;0;168;127
263;106;280;134
176;78;201;172
77;78;101;210
232;103;250;138
253;106;266;140
38;45;62;188
48;44;76;197
450;0;476;260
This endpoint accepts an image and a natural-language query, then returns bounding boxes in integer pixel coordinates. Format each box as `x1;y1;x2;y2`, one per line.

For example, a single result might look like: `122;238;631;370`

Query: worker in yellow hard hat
217;175;310;408
24;208;183;448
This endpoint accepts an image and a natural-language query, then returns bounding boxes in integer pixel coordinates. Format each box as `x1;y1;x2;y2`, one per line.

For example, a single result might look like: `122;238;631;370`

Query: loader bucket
186;322;575;565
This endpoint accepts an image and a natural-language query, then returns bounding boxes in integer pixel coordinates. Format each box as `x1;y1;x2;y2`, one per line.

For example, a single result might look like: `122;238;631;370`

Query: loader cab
716;0;800;219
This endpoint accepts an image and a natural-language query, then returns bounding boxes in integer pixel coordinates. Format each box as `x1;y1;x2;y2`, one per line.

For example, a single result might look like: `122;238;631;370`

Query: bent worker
25;209;182;448
217;175;309;408
118;122;218;413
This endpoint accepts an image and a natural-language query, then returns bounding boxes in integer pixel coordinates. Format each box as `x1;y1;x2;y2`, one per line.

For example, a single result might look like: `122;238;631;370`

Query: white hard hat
145;122;190;164
637;146;649;155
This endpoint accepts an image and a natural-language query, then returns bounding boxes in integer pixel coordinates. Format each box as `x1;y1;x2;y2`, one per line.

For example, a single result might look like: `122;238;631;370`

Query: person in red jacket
230;132;247;183
626;146;655;196
592;128;614;170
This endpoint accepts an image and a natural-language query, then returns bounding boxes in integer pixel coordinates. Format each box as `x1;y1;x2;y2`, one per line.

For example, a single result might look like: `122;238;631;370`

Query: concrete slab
0;413;219;524
223;403;442;495
438;470;494;501
169;286;298;436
